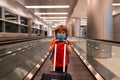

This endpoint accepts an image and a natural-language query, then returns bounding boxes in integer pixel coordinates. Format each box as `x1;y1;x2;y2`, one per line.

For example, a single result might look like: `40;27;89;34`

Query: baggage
41;71;72;80
41;42;72;80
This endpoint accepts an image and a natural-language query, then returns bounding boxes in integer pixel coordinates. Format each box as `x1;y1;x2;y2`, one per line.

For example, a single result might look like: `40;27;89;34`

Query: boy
48;25;72;72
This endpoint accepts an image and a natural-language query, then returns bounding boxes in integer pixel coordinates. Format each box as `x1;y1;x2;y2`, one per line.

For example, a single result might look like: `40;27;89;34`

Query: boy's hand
55;39;69;44
62;40;69;44
54;39;60;43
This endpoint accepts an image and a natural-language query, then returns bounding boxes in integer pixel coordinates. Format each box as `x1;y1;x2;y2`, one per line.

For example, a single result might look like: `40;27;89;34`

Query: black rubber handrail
0;36;53;45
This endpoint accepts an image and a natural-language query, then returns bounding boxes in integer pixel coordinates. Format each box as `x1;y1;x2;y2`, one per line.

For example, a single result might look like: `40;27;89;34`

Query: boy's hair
55;25;68;37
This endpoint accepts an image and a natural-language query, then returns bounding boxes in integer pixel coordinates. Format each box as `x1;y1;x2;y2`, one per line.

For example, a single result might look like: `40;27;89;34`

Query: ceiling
113;0;120;3
16;0;78;28
15;0;120;28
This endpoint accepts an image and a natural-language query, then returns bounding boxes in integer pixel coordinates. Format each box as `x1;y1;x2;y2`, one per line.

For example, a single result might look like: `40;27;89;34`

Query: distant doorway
45;31;47;36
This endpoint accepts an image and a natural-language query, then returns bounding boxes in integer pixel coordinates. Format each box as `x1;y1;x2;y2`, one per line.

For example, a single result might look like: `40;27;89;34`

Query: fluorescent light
46;22;53;23
59;22;66;24
112;3;120;6
44;20;66;22
52;25;56;28
25;5;69;8
34;12;68;15
83;17;87;19
40;17;67;19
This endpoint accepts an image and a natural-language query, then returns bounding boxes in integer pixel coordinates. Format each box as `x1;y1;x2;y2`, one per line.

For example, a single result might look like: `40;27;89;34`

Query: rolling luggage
41;42;72;80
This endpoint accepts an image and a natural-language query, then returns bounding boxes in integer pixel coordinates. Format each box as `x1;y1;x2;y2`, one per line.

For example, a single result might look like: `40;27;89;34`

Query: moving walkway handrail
72;46;104;80
0;36;53;45
74;36;120;46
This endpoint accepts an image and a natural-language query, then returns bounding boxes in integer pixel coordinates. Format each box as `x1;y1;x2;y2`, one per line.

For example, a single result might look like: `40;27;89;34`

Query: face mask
57;33;66;40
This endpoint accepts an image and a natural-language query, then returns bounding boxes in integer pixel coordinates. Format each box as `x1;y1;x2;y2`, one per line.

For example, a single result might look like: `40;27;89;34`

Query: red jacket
50;40;71;67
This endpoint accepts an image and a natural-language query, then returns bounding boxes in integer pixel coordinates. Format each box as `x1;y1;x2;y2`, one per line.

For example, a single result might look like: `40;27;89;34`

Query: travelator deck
33;50;96;80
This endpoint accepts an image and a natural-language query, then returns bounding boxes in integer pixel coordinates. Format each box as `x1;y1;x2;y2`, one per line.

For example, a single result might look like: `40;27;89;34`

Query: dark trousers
55;66;68;72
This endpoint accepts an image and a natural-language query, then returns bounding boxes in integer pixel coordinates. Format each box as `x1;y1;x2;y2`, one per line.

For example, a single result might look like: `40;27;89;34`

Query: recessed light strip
35;12;68;15
25;5;69;8
46;22;53;23
44;20;66;21
112;3;120;6
40;17;67;19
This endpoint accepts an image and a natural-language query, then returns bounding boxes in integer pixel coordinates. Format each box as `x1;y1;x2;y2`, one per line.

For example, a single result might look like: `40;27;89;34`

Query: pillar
28;19;32;37
87;0;113;40
87;0;113;58
71;17;80;36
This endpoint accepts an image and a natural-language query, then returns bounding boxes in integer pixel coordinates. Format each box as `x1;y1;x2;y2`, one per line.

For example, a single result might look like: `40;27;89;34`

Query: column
28;19;32;37
87;0;113;40
71;17;80;36
87;0;113;58
67;23;72;36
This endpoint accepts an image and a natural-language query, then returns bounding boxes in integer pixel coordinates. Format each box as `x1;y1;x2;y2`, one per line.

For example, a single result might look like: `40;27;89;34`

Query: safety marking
74;48;80;55
47;52;49;55
44;55;47;58
36;64;40;68
27;73;33;80
95;47;98;49
41;58;44;62
12;53;16;56
17;48;22;50
22;50;25;52
6;51;12;54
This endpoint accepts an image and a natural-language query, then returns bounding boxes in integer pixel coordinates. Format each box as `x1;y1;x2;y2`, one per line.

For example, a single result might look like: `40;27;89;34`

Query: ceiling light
25;5;69;8
46;22;53;23
52;25;57;28
40;17;67;19
112;3;120;6
34;12;68;15
83;17;87;19
59;22;66;24
44;20;66;22
46;21;66;23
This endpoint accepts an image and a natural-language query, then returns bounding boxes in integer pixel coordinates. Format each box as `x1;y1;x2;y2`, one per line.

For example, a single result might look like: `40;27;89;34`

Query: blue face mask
57;33;66;40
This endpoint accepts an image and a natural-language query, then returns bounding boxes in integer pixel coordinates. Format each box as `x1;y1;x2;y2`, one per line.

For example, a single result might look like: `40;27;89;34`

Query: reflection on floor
95;46;120;78
34;51;95;80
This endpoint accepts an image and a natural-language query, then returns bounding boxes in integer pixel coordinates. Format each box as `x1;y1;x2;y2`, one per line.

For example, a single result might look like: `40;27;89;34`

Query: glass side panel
72;37;120;79
0;7;2;18
0;21;2;32
5;10;18;23
20;26;28;33
0;38;53;80
35;29;38;34
32;28;34;33
5;22;18;33
20;17;28;25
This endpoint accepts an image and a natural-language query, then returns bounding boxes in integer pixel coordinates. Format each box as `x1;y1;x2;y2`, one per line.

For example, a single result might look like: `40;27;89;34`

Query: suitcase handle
53;43;67;72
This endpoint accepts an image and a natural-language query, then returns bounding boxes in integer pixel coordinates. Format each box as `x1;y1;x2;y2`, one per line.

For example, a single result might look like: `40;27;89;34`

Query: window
32;22;35;27
35;29;38;34
40;30;42;34
32;28;34;33
0;7;2;18
0;21;2;32
20;17;28;25
40;25;42;29
20;26;28;33
5;22;18;33
5;10;18;23
45;31;47;36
